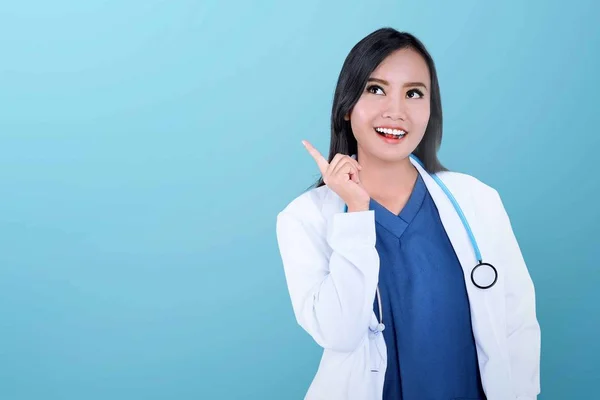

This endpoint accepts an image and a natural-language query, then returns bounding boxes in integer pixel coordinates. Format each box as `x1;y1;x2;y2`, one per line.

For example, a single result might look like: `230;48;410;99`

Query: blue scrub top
372;173;486;400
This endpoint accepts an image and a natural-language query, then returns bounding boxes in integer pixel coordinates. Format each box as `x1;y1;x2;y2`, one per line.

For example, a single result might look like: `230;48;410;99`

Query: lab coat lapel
410;158;500;362
410;158;477;273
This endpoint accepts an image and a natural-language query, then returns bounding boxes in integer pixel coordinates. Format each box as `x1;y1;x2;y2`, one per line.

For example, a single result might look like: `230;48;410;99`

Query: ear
344;113;350;121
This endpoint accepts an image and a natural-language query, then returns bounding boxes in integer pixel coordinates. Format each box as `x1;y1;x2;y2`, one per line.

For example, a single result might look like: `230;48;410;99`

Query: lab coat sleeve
493;190;541;400
276;210;379;353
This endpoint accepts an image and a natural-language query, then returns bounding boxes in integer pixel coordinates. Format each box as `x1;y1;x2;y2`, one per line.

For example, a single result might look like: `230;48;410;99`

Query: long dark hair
313;27;447;188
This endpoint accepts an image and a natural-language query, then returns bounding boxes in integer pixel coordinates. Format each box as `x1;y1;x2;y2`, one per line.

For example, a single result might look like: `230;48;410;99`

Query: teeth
375;127;406;136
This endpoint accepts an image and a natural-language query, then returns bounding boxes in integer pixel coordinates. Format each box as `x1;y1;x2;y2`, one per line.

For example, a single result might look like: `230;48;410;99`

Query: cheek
350;103;369;135
349;100;375;133
412;103;431;128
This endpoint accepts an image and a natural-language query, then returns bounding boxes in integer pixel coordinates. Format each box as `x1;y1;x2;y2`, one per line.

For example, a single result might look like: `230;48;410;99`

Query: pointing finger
302;140;329;175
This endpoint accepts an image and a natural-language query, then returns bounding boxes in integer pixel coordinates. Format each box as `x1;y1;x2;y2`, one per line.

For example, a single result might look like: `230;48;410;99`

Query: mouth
374;127;407;142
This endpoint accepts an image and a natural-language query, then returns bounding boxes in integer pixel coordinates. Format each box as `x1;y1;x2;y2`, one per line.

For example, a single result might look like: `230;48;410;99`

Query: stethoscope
344;154;498;334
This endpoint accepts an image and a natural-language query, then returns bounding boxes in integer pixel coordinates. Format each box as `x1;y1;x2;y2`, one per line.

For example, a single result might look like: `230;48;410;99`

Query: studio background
0;1;598;399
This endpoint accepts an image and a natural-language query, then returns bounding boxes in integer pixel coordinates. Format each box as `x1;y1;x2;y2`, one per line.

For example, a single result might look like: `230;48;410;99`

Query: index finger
302;140;329;175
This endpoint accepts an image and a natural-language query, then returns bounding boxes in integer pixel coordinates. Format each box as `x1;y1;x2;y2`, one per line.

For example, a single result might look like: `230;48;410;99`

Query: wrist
347;202;370;213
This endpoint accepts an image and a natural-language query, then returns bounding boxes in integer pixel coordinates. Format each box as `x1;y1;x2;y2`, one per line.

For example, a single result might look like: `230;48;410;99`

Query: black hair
313;27;447;188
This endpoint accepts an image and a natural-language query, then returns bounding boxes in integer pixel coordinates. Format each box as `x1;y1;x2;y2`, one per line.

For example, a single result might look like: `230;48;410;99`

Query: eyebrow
367;77;428;90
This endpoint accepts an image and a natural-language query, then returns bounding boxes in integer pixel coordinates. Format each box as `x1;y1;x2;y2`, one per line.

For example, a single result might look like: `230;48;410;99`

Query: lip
374;126;407;144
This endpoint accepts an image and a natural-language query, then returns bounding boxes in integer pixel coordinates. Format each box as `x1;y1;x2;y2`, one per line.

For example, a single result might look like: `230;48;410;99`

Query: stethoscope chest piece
471;261;498;289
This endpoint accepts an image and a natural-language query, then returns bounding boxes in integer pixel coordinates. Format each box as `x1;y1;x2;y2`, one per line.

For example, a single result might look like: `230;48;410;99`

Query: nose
382;96;407;121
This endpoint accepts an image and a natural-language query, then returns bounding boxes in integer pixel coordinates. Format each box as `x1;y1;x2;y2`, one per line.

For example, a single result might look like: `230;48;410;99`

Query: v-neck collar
369;173;427;239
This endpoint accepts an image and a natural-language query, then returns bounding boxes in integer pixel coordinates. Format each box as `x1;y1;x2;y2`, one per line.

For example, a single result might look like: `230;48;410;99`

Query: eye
366;84;385;95
407;89;424;99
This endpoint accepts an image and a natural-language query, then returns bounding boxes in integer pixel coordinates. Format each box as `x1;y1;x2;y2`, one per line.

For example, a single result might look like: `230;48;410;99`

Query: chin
357;131;421;163
363;145;413;163
379;152;411;163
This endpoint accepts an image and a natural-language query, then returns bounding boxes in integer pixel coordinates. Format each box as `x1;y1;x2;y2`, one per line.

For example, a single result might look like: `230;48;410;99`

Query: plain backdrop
1;1;598;399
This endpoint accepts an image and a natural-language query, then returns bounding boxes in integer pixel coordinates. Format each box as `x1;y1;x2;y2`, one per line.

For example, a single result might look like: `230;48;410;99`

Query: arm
493;190;541;399
275;209;379;353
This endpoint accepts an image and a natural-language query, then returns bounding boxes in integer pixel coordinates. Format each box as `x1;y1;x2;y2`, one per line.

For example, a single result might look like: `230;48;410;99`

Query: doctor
276;28;541;400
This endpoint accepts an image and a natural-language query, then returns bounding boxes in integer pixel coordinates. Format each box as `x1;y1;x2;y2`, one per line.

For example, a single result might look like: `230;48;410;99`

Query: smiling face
346;47;432;163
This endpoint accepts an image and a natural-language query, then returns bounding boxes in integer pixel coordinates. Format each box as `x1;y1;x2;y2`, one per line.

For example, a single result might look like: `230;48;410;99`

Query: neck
357;151;419;202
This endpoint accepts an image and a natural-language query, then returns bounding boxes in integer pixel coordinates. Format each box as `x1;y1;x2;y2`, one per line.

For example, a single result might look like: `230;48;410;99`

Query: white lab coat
275;157;541;400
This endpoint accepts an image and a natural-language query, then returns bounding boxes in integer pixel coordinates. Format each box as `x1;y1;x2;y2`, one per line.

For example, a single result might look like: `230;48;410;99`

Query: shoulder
275;184;342;249
437;170;500;199
437;170;506;219
276;184;334;226
275;169;505;226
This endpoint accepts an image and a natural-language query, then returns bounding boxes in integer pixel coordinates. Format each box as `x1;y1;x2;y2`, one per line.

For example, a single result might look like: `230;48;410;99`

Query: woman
275;27;540;400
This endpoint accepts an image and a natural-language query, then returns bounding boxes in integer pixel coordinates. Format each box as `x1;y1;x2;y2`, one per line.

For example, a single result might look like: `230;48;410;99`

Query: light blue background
1;1;598;399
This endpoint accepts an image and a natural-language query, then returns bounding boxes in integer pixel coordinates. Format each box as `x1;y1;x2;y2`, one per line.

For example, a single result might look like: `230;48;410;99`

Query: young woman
276;27;541;400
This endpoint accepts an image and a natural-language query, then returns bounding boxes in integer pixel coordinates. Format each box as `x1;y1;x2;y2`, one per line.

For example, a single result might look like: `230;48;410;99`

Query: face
346;48;431;163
